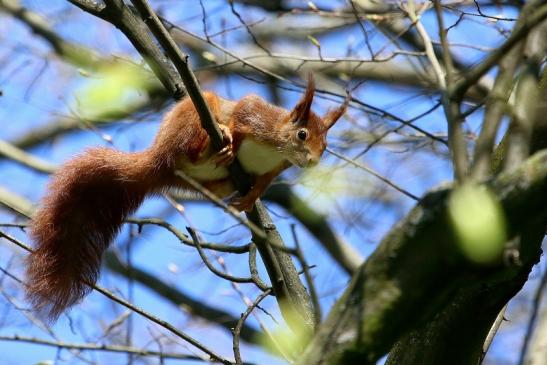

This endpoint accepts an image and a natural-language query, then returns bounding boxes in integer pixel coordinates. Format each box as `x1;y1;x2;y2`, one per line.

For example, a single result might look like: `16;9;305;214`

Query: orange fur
26;76;347;320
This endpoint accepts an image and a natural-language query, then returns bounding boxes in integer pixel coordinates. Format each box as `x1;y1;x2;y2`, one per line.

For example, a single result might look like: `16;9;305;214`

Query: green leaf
74;62;151;120
307;35;321;48
448;184;507;264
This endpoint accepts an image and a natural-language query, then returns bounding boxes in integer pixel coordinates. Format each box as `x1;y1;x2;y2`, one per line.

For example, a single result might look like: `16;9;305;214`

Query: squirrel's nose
307;156;319;166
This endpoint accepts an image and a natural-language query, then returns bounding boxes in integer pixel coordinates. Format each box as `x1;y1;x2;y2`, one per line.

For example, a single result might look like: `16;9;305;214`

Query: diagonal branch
104;252;263;345
404;0;468;181
0;334;208;362
67;0;183;97
0;230;233;364
298;149;547;364
68;0;315;334
450;2;547;101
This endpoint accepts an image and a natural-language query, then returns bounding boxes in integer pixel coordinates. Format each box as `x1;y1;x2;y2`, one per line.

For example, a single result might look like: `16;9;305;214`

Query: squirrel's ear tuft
323;91;350;130
289;73;315;125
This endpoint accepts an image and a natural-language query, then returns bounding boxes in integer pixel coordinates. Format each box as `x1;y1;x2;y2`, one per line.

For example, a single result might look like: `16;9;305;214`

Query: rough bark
297;150;547;365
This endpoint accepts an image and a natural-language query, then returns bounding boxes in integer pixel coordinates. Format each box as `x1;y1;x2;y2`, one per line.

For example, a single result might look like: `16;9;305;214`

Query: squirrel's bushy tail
26;147;159;320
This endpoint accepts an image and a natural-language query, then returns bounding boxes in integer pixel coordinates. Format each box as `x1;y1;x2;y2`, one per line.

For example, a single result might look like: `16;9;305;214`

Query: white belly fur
176;159;229;181
237;139;285;175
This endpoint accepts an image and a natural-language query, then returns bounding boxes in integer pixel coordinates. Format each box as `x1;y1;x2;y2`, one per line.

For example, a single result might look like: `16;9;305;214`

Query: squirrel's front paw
213;145;235;167
213;125;235;167
229;195;255;212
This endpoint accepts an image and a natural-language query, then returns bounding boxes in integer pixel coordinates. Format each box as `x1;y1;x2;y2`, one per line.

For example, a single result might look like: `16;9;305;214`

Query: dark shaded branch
470;39;524;180
68;0;183;97
504;20;547;170
298;150;547;364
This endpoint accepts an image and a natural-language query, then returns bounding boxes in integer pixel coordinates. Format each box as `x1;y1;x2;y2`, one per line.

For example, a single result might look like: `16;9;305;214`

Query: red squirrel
26;76;347;320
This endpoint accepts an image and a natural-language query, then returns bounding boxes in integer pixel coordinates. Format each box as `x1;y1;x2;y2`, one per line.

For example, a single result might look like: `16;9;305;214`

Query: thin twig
291;225;321;328
0;230;233;365
433;0;454;86
0;335;204;361
228;0;271;55
126;217;251;254
233;290;272;365
518;269;547;365
450;3;547;100
186;227;269;290
326;147;419;201
173;170;266;240
480;304;507;363
404;0;468;181
348;0;374;59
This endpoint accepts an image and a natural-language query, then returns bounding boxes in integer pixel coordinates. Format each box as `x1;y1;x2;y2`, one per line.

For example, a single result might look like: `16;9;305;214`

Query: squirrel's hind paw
229;195;255;212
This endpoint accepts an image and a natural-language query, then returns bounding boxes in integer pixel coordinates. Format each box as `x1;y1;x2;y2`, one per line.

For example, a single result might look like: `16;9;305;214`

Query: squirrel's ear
289;73;315;125
323;92;350;130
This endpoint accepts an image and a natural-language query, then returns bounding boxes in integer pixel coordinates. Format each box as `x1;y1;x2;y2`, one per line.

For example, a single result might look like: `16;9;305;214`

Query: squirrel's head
280;74;348;168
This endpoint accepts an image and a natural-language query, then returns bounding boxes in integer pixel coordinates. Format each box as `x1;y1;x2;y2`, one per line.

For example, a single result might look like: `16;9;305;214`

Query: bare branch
0;139;56;174
129;0;315;333
433;1;455;86
233;290;271;365
327;147;419;201
0;334;206;362
470;41;524;181
504;20;547;170
186;227;269;289
104;252;264;345
68;0;183;97
451;2;547;100
403;1;445;90
298;149;547;364
480;305;508;363
519;269;547;365
0;230;234;365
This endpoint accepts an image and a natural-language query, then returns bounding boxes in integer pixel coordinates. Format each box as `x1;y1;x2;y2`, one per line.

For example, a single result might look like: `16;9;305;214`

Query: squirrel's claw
229;195;255;212
213;145;235;167
213;124;235;167
218;124;233;145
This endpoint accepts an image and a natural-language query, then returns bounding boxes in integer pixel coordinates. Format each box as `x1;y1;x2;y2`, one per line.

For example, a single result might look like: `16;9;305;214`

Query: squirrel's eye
297;129;308;141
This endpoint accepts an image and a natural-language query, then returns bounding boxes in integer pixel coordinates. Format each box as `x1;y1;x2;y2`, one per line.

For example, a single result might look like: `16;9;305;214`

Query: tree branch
450;2;547;101
0;334;206;362
298;150;547;364
68;0;315;335
104;252;263;346
0;230;233;364
68;0;183;97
